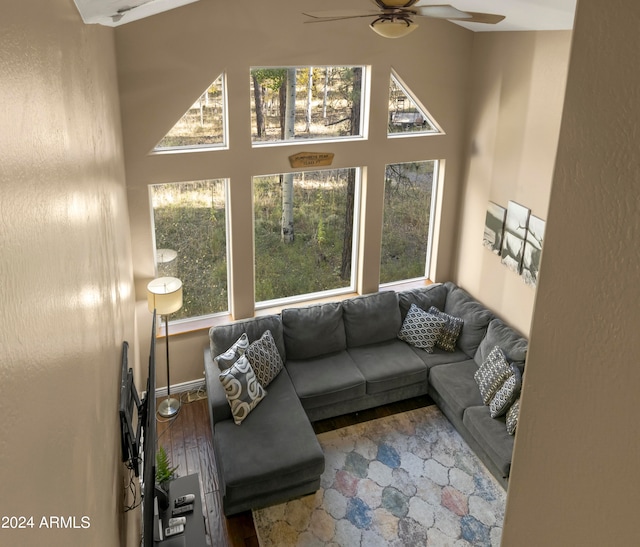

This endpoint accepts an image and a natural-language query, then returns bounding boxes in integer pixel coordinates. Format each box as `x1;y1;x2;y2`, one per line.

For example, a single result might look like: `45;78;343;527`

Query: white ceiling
72;0;576;31
72;0;201;27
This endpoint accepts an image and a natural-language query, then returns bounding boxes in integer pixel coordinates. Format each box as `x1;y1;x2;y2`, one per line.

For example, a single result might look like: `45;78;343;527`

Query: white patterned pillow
428;306;464;352
219;355;266;425
506;398;520;435
214;333;250;371
245;330;284;388
489;365;522;418
474;346;512;405
397;304;446;353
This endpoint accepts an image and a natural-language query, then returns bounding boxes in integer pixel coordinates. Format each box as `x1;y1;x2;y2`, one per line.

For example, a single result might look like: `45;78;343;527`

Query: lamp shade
147;277;183;315
370;18;418;38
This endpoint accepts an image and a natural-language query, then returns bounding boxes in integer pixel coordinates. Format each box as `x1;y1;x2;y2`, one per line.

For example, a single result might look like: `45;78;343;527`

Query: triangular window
154;73;227;151
388;70;443;137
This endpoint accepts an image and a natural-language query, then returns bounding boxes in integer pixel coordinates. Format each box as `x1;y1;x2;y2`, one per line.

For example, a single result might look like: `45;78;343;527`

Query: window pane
388;72;440;136
380;161;437;284
250;66;365;144
150;180;228;319
154;74;226;151
254;168;359;303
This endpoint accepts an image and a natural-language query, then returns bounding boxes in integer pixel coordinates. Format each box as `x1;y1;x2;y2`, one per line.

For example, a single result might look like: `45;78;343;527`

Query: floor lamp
147;276;183;418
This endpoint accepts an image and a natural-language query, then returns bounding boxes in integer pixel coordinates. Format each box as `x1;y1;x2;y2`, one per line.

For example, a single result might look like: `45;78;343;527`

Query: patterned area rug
252;406;506;546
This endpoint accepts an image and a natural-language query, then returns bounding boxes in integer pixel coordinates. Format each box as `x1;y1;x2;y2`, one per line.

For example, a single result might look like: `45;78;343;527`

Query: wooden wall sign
288;152;335;168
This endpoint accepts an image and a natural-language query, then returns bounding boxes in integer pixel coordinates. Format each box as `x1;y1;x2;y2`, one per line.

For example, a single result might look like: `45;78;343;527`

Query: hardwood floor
156;391;433;546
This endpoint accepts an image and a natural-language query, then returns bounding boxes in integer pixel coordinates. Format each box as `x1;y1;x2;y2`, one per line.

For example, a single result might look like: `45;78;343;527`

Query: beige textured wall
0;2;136;546
116;0;474;387
454;31;572;335
503;2;640;545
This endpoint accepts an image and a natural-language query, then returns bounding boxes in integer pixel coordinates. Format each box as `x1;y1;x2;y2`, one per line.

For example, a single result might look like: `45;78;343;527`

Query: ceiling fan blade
454;11;505;24
303;9;381;20
413;4;471;19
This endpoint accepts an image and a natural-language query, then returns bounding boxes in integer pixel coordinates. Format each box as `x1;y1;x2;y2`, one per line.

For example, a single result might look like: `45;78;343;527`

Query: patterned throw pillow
506;398;520;435
428;306;464;352
489;365;522;418
474;346;512;405
245;330;284;388
219;355;266;425
214;333;250;371
397;304;446;353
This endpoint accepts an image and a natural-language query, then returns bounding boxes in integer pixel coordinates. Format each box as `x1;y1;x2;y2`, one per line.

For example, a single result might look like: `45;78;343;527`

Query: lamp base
158;397;181;418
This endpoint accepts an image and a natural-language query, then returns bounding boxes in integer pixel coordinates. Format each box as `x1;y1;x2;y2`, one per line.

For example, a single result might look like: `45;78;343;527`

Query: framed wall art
521;214;545;287
500;201;530;274
482;201;506;255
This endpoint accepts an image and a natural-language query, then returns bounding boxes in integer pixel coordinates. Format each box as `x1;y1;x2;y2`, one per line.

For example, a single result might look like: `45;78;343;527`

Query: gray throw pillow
428;306;464;352
489;365;522;418
397;304;446;353
214;333;249;371
245;330;284;388
506;398;520;435
474;345;512;405
219;355;266;425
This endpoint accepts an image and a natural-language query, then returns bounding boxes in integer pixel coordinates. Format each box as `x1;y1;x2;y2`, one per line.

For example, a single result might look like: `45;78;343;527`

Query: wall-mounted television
142;310;158;546
119;311;159;546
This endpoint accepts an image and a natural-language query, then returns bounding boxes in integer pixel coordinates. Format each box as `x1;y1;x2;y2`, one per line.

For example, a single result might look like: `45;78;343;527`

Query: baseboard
155;378;205;398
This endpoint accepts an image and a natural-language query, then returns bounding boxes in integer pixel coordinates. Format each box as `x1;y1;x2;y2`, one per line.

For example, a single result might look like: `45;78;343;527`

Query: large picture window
253;168;360;305
250;66;366;145
150;179;228;319
380;161;438;284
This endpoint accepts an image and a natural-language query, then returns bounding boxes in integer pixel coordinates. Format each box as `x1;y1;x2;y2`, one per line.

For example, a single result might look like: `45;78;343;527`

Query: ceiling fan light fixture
370;17;418;39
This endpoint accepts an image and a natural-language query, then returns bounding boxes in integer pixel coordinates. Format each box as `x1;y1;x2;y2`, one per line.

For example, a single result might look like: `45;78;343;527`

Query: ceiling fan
303;1;505;38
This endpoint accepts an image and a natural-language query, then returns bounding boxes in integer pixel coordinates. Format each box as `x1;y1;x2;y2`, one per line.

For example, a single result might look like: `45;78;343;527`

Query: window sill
158;278;433;338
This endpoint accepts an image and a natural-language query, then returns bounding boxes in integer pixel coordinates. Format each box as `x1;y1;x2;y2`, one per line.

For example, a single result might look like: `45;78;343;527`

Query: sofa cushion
214;333;250;371
474;346;512;405
428;306;464;352
347;339;428;395
409;345;471;372
218;356;266;425
342;291;401;347
463;405;515;478
397;304;445;352
489;365;522;418
213;370;325;508
245;330;284;388
398;283;448;321
475;318;528;370
443;283;494;357
428;360;483;420
286;351;366;410
282;301;346;360
506;398;520;435
210;314;286;363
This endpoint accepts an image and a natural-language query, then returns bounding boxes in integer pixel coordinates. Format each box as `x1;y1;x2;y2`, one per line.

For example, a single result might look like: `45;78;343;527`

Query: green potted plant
155;446;178;508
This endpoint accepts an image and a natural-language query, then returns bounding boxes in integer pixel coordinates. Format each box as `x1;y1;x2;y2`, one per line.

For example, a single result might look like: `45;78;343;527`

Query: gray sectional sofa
204;282;526;515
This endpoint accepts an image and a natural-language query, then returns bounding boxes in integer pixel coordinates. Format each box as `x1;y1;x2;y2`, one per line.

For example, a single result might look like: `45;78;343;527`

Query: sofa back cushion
282;302;346;360
398;283;448;321
342;291;401;348
443;283;495;357
475;318;528;369
210;314;286;365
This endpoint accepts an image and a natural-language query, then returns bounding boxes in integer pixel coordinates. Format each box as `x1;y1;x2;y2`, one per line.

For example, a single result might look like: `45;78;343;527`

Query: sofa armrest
204;347;232;424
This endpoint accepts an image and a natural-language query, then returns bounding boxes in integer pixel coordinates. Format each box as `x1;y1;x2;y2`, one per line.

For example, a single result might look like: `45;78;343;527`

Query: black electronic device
119;341;142;476
171;504;194;517
141;310;158;547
